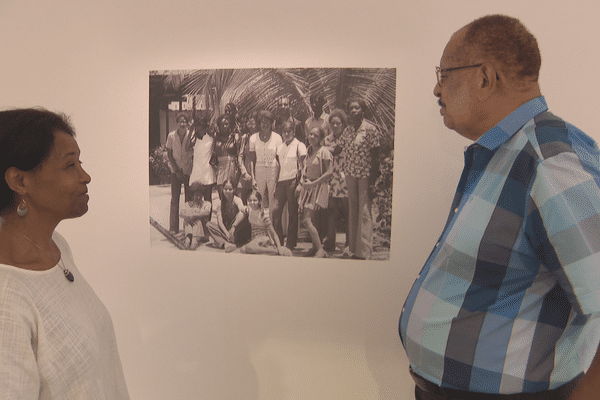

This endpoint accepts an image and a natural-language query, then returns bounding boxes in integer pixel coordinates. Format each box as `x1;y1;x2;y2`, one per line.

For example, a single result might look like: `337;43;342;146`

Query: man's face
311;98;324;115
279;99;290;112
177;117;188;131
433;29;481;140
282;121;294;142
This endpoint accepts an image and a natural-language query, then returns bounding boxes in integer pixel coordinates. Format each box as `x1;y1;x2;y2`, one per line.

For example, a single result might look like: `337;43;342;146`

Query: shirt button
454;207;459;213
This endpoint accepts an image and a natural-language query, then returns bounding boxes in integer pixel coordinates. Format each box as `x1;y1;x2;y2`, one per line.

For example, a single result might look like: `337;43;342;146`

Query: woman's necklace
19;235;74;282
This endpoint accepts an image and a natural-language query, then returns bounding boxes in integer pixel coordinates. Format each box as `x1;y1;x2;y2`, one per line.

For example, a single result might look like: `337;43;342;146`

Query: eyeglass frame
435;63;483;86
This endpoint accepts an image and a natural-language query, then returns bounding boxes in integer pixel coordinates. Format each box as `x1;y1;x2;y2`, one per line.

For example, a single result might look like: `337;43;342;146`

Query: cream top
0;232;129;399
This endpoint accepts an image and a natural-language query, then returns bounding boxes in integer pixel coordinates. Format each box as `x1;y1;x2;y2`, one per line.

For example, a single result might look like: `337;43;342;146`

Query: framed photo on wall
149;68;395;260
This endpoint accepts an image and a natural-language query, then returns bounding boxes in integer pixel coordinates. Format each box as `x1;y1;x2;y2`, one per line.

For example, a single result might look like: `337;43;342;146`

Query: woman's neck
0;212;59;267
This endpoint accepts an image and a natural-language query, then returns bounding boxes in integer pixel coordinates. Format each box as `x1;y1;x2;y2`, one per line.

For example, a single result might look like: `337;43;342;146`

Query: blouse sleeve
320;146;333;162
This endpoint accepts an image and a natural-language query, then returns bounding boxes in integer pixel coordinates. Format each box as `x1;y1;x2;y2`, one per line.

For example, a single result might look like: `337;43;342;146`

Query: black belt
409;367;582;400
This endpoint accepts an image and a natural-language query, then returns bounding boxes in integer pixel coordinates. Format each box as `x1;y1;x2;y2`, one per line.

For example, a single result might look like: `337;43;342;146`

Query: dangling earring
17;199;27;217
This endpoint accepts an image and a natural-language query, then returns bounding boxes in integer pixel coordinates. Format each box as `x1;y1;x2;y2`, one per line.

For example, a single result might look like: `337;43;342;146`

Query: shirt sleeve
249;134;256;152
165;132;174;151
0;277;41;399
528;151;600;316
367;125;381;149
298;142;307;158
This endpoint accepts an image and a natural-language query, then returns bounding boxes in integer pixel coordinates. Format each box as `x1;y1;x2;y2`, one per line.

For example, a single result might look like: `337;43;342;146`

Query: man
400;15;600;400
273;97;303;142
165;111;193;233
271;120;306;250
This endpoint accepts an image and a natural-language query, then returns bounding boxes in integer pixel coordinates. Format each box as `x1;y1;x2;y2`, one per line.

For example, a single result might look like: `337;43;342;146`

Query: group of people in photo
165;93;381;259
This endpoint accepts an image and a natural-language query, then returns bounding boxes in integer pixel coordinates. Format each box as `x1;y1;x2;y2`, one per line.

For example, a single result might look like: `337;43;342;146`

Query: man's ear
476;64;499;100
5;167;28;196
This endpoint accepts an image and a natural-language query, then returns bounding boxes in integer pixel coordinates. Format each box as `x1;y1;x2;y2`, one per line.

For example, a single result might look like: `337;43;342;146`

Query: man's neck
474;86;542;140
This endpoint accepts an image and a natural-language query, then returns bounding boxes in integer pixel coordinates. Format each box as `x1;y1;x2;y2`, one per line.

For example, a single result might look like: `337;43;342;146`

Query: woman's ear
5;167;27;196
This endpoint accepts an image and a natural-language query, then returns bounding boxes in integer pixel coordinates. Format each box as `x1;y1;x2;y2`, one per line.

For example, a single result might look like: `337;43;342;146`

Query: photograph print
149;68;395;260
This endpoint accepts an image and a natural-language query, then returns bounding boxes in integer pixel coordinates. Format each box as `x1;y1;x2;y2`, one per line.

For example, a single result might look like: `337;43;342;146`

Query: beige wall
1;0;598;399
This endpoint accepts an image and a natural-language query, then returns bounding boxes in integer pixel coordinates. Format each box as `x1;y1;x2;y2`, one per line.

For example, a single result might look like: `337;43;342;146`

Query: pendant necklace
19;235;74;282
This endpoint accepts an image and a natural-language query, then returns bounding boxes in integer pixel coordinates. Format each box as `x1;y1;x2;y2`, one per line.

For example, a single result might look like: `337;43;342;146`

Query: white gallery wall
1;0;598;399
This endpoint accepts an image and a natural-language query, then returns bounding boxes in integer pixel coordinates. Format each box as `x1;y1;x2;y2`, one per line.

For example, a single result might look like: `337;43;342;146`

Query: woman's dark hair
329;108;348;127
0;108;76;213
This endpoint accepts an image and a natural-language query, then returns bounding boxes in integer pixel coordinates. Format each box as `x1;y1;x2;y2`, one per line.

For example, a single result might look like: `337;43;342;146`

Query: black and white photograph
149;68;395;260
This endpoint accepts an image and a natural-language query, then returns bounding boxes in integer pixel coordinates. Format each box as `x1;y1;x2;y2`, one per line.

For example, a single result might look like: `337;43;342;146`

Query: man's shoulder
530;111;592;159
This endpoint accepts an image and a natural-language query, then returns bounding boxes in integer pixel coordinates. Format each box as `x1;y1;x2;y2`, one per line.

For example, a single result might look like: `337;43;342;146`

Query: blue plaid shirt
400;97;600;394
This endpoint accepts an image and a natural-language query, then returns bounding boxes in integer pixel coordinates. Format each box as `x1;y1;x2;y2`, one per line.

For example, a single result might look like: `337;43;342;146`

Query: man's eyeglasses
435;64;483;86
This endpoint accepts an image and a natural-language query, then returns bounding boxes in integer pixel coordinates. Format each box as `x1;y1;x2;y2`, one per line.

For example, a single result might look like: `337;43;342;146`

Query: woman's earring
17;199;27;217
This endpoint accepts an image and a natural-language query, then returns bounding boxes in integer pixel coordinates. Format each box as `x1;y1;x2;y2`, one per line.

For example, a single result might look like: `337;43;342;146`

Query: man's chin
442;114;454;130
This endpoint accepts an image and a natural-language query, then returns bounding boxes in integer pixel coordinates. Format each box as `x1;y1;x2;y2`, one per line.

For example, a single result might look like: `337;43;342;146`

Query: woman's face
219;118;231;134
247;193;261;210
330;116;344;136
246;117;257;133
24;131;91;221
222;182;234;199
307;127;322;147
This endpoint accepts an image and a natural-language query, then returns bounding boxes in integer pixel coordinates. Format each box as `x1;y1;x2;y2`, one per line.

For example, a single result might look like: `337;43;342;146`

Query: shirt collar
476;96;548;150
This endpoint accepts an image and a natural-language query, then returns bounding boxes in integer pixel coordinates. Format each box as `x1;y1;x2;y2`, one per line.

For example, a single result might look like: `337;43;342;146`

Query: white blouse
0;232;129;399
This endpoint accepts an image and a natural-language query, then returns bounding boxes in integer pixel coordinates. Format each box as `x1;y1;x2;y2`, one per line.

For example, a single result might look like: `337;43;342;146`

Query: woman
338;99;380;260
237;111;258;204
271;119;306;250
212;114;241;196
0;108;129;398
206;179;251;251
239;190;291;256
323;108;350;254
249;110;282;211
297;126;333;258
